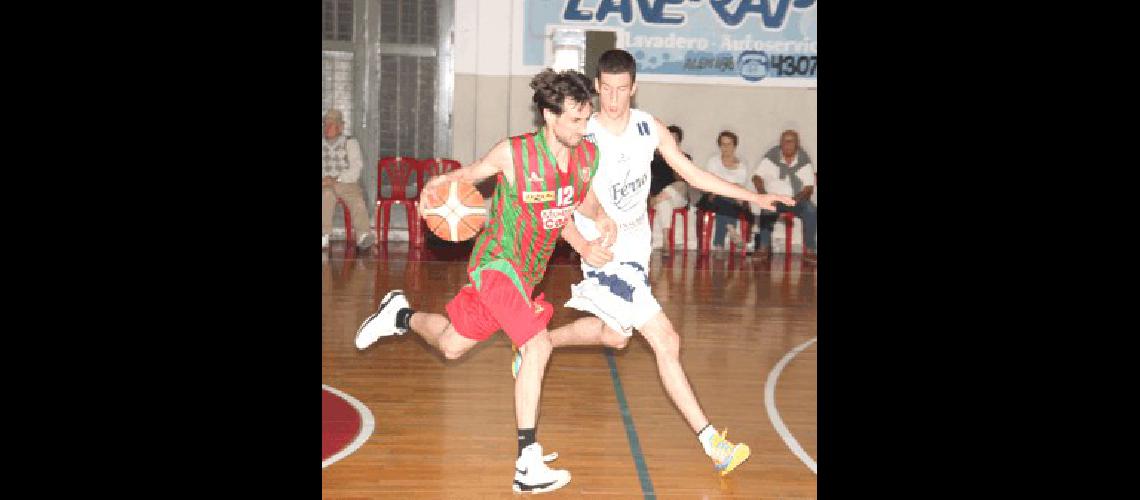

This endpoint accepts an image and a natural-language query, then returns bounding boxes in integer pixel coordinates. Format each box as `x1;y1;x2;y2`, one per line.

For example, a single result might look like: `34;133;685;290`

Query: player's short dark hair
596;49;637;82
530;68;596;115
667;125;683;143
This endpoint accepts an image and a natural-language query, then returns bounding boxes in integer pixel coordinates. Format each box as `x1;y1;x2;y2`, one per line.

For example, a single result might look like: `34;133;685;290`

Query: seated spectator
322;109;375;250
648;125;696;250
700;131;751;251
750;129;816;260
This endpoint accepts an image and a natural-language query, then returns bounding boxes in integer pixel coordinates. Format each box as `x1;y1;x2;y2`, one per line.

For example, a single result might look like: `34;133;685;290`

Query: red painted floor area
322;388;362;461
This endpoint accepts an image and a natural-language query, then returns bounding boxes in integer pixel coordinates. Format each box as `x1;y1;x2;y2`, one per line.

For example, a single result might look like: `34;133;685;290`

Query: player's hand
750;193;796;211
581;238;614;268
421;174;450;207
596;214;617;249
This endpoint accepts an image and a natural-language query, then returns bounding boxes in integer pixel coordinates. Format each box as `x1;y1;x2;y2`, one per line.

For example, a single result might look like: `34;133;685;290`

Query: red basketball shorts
445;266;553;347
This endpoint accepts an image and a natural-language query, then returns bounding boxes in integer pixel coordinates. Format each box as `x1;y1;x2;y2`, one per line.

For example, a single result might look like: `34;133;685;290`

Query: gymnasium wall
451;0;817;178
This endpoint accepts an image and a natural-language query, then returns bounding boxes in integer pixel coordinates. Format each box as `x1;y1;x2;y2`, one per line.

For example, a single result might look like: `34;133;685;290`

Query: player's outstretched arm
654;119;795;211
422;140;512;206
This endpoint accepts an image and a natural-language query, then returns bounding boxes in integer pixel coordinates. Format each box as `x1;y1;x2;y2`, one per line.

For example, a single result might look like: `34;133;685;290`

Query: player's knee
523;332;552;357
439;335;469;360
600;324;629;349
441;344;467;360
649;329;680;359
607;334;629;350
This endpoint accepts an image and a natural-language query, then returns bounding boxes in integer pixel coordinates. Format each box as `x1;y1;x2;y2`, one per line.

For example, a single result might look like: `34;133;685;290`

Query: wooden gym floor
322;241;817;499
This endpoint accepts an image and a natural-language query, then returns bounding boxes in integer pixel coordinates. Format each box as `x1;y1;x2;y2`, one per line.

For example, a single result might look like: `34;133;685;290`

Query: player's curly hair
530;68;596;116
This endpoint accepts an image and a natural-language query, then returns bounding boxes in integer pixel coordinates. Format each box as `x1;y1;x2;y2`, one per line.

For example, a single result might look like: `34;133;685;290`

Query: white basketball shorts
564;260;661;337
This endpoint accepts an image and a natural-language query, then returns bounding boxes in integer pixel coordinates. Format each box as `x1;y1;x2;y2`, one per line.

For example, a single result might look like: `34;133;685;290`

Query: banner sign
523;0;816;86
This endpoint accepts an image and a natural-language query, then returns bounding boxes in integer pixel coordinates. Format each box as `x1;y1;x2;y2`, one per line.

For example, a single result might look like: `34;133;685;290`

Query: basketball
419;179;487;242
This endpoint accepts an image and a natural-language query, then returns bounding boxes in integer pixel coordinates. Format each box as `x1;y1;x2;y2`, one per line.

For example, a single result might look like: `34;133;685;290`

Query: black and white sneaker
512;443;571;494
354;290;409;350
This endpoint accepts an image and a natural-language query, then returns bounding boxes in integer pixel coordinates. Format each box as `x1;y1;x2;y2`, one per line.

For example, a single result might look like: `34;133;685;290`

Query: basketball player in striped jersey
354;68;617;495
527;50;798;476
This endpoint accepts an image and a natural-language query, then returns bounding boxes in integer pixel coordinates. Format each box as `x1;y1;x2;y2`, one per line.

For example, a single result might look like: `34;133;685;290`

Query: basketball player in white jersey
526;49;797;476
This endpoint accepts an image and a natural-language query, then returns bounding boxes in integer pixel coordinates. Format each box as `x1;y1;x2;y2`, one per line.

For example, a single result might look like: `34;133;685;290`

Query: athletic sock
395;308;415;330
518;428;537;457
697;424;717;456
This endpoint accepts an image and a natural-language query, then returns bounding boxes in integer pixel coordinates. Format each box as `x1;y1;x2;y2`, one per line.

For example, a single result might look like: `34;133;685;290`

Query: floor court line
322;384;376;469
763;337;817;474
605;348;656;499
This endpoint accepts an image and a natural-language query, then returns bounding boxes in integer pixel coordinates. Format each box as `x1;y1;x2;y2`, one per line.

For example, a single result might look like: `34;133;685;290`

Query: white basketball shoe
512;443;571;494
354;290;409;349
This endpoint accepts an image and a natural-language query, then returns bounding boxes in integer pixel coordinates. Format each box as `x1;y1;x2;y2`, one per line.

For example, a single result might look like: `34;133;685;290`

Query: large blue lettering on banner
564;0;687;25
708;0;816;28
563;0;814;28
526;0;816;85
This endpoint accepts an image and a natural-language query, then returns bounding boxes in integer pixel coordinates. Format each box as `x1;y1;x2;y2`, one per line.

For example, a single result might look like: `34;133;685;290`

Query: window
376;0;440;158
323;0;354;42
322;51;354;129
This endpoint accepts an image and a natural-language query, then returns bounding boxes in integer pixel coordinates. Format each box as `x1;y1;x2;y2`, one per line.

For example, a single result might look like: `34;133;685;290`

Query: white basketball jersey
574;109;659;269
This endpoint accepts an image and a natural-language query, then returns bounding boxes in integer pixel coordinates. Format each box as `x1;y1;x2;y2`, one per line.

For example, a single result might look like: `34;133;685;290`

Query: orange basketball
419;179;487;242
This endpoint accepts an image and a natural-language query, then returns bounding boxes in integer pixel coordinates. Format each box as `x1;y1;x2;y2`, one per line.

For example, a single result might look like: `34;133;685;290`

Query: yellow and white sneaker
709;429;751;476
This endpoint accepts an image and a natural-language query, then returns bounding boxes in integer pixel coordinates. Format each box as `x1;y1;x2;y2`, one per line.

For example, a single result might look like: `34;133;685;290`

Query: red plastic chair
648;206;689;256
335;197;354;245
419;158;462;185
698;209;750;257
413;158;463;248
666;207;689;256
731;212;750;256
776;172;815;257
375;156;422;244
753;211;798;255
779;211;796;255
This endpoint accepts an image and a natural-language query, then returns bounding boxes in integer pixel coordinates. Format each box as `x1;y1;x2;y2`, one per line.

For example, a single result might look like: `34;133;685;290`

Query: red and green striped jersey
468;129;599;292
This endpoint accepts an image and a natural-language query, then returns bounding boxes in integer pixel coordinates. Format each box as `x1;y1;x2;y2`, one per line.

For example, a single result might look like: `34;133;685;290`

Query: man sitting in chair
751;129;816;260
322;109;376;250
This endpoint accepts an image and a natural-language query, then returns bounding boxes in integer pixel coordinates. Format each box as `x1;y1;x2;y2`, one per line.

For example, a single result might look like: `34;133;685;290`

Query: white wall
634;83;816;173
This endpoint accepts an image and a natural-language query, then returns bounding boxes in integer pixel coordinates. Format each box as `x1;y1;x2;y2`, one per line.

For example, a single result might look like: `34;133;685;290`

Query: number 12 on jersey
557;186;575;206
